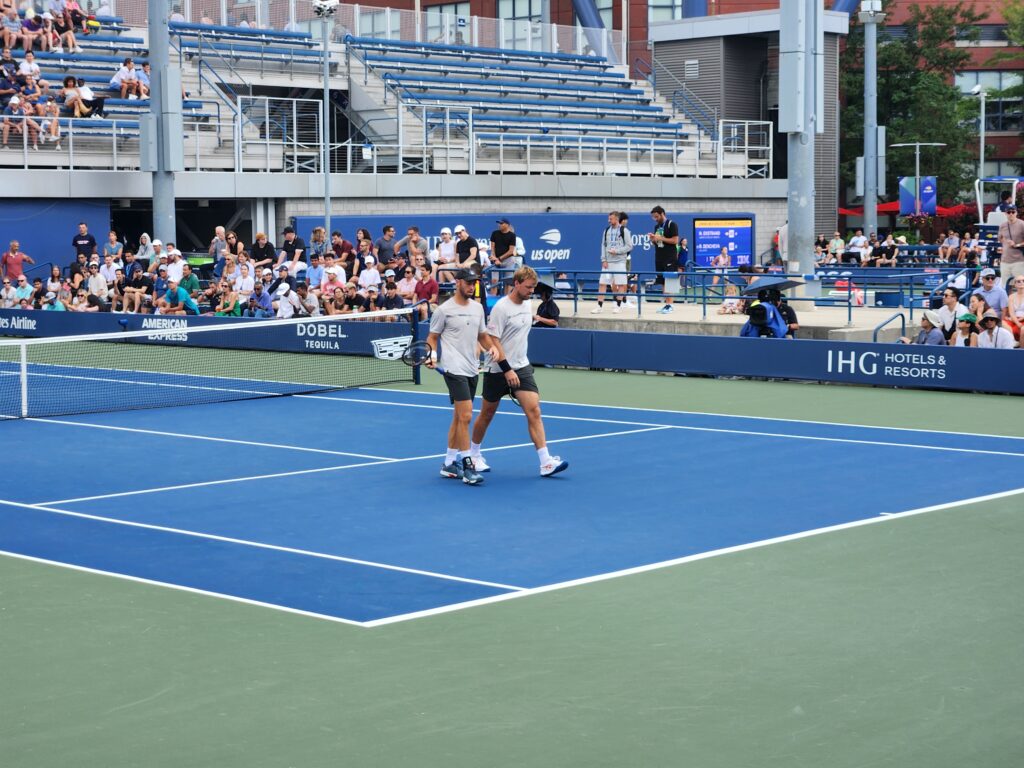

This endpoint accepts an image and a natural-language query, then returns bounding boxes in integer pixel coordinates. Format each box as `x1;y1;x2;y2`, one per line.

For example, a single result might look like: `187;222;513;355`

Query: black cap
282;226;295;234
496;218;510;225
277;264;289;272
455;264;482;282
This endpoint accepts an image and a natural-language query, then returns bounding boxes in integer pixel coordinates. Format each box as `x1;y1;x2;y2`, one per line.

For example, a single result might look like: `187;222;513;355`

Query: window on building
648;0;684;25
424;1;470;44
358;8;401;39
955;70;1023;133
497;0;542;49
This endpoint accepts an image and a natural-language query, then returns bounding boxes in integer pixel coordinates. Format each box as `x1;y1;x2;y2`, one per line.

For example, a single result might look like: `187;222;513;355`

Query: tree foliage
839;1;987;203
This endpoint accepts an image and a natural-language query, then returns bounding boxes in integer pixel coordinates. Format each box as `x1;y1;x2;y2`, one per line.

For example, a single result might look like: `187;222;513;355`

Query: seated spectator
717;284;742;315
178;262;200;299
214;280;240;316
2;10;24;52
99;253;118;294
68;251;88;288
900;310;945;345
874;234;898;267
103;230;123;261
46;264;61;294
135;62;150;97
937;231;960;262
411;251;435;281
37;96;60;148
122;265;152;312
0;70;16;108
224;230;245;261
295;282;320;316
258;266;274;293
307;226;327;263
330;230;355;273
40;290;65;311
233;263;254;302
136;232;155;265
357;258;381;296
274;283;303;318
63;0;88;35
319;264;345;300
12;273;31;301
958;232;981;262
413;268;438;319
276;226;305;276
18;52;48;93
359;284;380;313
396;266;417;306
250;232;275;272
74;77;105;117
109;268;126;311
49;11;81;53
1003;275;1024;342
151;265;169;305
121;250;141;281
268;263;295;296
813;245;835;268
533;279;560;327
2;96;40;148
110;58;142;99
968;292;991;320
19;75;42;106
973;268;1008;315
71;286;101;312
85;260;108;306
0;47;17;82
220;255;238;286
936;287;968;340
2;238;34;280
949;313;978;347
977;309;1015;348
243;280;273;318
0;275;16;307
21;15;47;52
304;253;324;295
323;285;345;315
161;278;200;315
376;281;403;314
846;229;868;263
30;276;45;308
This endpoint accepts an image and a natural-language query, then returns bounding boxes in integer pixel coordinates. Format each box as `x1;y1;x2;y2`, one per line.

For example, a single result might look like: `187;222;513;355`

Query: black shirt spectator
456;235;479;265
778;301;799;338
72;225;97;260
68;253;88;282
280;234;306;264
489;227;517;267
534;286;560;327
376;284;404;311
250;238;276;268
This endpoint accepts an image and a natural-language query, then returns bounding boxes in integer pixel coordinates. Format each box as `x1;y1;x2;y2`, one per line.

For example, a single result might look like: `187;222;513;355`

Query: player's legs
515;390;546;449
470;397;499;447
440;373;483;484
469;383;502;471
448;398;473;452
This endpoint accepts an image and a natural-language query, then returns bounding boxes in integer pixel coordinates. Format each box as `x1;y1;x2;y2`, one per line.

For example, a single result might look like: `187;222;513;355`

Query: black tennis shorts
654;252;676;284
443;372;479;404
482;365;539;403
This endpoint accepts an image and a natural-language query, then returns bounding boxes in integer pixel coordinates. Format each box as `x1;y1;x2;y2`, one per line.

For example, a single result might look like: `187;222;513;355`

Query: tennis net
0;307;417;419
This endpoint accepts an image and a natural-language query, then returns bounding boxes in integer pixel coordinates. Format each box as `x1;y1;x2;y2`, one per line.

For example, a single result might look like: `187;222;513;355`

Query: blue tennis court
2;385;1022;626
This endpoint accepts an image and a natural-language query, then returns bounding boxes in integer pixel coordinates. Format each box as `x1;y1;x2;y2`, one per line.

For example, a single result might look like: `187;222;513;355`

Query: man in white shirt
977;310;1015;348
165;250;185;283
109;57;141;99
468;265;568;478
275;283;303;318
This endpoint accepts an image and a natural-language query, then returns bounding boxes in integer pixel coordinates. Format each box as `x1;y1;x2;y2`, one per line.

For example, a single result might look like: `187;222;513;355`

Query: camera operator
740;288;790;338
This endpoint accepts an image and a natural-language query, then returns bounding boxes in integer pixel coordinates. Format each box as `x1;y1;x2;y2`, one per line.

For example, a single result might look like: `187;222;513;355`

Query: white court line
299;394;1024;458
0;549;367;627
0;498;524;592
29;418;395;462
369;386;1024;442
40;426;671;506
361;486;1024;628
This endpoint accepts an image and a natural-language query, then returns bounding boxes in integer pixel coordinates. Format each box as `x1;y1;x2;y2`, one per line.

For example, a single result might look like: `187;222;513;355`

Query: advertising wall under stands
294;212;756;274
1;310;1020;396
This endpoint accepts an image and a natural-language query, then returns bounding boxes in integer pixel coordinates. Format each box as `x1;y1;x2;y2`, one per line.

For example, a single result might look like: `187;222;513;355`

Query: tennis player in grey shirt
470;265;568;477
426;264;494;485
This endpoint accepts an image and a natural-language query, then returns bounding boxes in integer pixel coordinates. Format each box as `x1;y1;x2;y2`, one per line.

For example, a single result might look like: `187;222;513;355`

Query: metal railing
112;1;624;62
873;312;906;342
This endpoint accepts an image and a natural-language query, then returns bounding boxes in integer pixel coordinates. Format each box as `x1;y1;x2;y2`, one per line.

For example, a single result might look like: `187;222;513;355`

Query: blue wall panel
0;199;110;278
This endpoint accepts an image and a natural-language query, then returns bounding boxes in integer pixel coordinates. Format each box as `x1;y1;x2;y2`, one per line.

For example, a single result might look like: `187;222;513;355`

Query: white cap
262;268;273;276
328;266;343;276
276;283;290;296
364;255;375;265
151;239;162;246
42;11;52;19
453;224;466;234
9;96;18;105
440;227;452;236
384;269;395;277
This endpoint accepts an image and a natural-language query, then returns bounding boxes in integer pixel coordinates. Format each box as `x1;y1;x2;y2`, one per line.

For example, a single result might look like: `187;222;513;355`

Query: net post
19;341;28;417
410;303;422;386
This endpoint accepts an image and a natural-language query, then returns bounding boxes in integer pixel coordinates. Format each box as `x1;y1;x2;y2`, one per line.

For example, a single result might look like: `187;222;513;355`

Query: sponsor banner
898;176;938;216
294;212;756;275
693;218;753;267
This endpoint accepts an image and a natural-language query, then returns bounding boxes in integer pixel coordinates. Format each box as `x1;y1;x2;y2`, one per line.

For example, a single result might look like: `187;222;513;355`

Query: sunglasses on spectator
983;275;995;279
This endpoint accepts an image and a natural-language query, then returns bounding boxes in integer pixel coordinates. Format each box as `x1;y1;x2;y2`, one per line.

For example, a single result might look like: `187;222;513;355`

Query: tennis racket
402;340;522;407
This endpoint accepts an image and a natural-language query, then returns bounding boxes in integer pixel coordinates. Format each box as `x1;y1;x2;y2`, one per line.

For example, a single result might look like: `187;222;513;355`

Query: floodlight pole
859;0;884;237
319;5;336;239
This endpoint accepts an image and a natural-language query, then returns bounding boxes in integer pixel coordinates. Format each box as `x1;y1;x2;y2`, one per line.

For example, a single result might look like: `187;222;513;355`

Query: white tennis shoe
540;457;568;477
471;454;490;472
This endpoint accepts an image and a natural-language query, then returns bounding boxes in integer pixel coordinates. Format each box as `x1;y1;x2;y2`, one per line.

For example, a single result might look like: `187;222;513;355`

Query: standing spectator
243;280;273;318
250;232;276;273
1;239;34;280
593;211;629;313
413;267;439;319
977;309;1015;348
396;265;417;305
899;310;945;345
373;224;398;273
295;282;320;316
72;221;97;261
974;268;1009;316
648;206;679;314
997;207;1024;291
0;275;16;307
948;313;978;347
109;57;141;99
936;287;968;340
276;226;305;275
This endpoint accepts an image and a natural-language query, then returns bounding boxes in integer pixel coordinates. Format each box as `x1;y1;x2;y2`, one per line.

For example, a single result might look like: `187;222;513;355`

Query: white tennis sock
470;441;482;458
445;448;459;464
537;446;551;464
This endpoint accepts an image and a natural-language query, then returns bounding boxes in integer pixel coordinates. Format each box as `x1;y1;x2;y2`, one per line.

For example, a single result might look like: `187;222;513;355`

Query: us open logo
372;335;413;360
